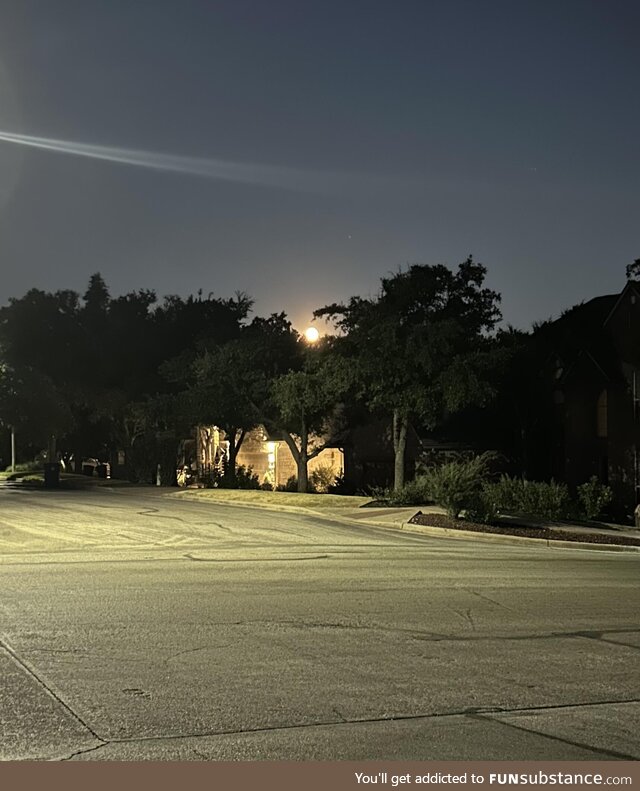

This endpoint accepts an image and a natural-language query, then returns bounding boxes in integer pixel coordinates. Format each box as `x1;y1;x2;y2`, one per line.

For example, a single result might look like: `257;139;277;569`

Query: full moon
304;326;320;343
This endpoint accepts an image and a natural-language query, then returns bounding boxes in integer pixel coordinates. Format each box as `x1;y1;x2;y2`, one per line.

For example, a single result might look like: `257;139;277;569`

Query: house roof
603;279;640;327
536;291;626;387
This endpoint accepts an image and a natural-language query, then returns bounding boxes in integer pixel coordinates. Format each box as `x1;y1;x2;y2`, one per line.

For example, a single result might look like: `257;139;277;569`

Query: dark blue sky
0;0;637;330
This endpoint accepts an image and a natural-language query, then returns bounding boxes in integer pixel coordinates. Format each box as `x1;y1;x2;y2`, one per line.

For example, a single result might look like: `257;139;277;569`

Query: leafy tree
0;288;82;388
270;344;351;491
168;342;262;483
168;311;349;491
626;258;640;280
166;312;300;484
0;276;254;477
0;360;73;462
316;257;502;490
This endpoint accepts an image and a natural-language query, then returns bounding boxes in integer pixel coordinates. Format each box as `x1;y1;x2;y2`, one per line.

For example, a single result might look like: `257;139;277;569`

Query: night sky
0;0;637;331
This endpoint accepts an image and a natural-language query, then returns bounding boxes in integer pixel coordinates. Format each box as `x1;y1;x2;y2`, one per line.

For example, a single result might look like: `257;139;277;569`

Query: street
1;486;639;761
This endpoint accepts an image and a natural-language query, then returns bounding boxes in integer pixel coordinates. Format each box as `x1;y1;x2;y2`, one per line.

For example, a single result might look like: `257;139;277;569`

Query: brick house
188;424;343;489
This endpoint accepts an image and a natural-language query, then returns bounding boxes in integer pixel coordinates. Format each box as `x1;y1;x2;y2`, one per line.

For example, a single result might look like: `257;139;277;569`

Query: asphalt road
1;485;639;761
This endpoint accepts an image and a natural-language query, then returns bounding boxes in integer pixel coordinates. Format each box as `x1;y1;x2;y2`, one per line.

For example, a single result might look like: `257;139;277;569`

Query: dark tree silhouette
625;259;640;280
316;257;502;490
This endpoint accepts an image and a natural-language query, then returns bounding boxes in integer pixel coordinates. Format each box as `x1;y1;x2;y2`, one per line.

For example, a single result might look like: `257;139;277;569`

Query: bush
216;464;261;489
361;478;432;506
420;452;495;519
205;464;261;489
465;482;501;524
309;464;337;493
276;475;299;492
13;461;42;473
387;478;433;506
483;476;573;521
577;476;613;520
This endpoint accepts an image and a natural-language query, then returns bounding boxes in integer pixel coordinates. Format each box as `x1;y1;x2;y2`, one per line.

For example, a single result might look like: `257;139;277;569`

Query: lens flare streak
0;130;336;193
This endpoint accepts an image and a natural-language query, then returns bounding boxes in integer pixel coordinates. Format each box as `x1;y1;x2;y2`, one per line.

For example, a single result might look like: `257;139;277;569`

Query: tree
172;341;263;483
316;257;502;490
0;360;74;464
626;258;640;281
83;272;110;318
167;311;349;491
270;344;350;491
167;312;299;484
0;277;256;478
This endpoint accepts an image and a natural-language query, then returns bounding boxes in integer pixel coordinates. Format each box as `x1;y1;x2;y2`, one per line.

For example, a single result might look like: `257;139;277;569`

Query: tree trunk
226;428;246;482
297;422;309;493
10;426;16;472
392;409;408;491
280;427;308;493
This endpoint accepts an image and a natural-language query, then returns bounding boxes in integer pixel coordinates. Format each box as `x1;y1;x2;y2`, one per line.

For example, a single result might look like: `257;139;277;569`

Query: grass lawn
0;470;44;485
172;488;373;510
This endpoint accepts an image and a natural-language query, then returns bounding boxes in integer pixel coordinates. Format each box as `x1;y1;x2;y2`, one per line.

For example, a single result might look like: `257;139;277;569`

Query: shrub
421;452;495;519
577;476;613;520
13;461;42;473
210;464;261;489
361;478;433;506
534;480;572;520
387;478;433;506
484;475;573;521
221;464;261;489
276;475;299;492
309;464;337;493
465;482;501;524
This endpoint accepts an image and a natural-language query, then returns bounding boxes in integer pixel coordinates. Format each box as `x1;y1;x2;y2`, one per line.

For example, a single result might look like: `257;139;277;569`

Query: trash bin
82;463;94;476
44;462;60;488
97;463;110;479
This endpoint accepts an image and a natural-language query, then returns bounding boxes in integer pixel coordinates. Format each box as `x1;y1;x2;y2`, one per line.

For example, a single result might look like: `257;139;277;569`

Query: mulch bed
408;512;640;547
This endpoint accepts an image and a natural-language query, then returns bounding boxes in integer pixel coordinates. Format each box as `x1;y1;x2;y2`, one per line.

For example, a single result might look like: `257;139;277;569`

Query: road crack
87;696;640;755
0;636;106;745
469;710;638;761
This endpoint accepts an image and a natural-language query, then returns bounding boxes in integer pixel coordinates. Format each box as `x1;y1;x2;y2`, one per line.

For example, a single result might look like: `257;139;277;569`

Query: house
539;280;640;517
234;428;343;489
185;424;343;489
339;417;422;490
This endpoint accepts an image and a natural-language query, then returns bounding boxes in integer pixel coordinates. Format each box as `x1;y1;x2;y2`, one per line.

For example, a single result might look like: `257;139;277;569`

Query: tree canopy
316;257;502;489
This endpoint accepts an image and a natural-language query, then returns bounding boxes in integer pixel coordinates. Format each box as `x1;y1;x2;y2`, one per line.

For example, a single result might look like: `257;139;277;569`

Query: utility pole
10;426;15;472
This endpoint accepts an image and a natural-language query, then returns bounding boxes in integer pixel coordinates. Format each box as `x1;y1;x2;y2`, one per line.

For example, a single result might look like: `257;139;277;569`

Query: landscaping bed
408;511;640;547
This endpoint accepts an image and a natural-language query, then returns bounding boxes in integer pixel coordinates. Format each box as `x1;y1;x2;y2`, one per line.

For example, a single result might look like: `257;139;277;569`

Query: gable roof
603;280;640;327
533;292;624;387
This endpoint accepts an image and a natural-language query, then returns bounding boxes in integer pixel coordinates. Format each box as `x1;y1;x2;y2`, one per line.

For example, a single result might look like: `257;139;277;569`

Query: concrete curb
394;521;640;553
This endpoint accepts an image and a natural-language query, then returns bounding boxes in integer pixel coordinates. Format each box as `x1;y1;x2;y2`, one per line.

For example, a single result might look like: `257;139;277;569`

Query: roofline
603;281;640;327
561;349;611;385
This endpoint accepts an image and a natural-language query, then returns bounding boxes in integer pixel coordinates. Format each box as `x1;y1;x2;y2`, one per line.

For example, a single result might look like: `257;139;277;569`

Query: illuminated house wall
235;428;343;489
193;425;343;488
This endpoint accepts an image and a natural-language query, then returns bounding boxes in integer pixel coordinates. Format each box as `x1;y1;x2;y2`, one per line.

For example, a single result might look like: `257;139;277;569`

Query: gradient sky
0;0;637;331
